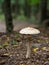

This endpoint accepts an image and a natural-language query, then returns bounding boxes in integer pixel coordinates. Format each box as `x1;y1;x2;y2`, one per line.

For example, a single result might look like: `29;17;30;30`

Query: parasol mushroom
19;27;40;58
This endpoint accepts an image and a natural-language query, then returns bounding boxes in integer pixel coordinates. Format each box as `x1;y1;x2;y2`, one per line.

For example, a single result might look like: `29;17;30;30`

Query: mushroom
19;27;40;58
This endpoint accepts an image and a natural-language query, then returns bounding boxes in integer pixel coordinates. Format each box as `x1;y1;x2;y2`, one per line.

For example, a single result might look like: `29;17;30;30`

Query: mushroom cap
19;27;40;35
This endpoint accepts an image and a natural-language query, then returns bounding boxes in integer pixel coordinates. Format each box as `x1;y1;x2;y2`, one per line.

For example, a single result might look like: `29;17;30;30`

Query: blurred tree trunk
11;4;15;13
4;0;13;33
24;0;31;18
15;0;20;15
41;0;47;22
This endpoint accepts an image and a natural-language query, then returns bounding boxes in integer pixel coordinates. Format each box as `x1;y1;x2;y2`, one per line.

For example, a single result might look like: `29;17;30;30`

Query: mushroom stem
26;41;31;58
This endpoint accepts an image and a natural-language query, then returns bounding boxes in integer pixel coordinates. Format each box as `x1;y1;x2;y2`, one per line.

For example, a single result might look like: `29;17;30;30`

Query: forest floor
0;20;49;65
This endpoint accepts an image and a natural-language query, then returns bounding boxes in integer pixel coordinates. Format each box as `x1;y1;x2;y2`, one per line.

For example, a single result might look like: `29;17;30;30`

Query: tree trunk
24;0;31;18
15;0;20;15
41;0;47;22
4;0;13;33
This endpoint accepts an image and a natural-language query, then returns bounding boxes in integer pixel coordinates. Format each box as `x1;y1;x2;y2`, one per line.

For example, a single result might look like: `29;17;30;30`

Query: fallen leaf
0;45;2;49
42;47;46;50
3;42;9;47
32;48;39;52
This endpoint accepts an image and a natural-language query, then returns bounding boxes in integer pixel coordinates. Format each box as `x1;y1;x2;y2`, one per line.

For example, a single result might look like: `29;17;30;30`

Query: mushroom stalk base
26;42;31;58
